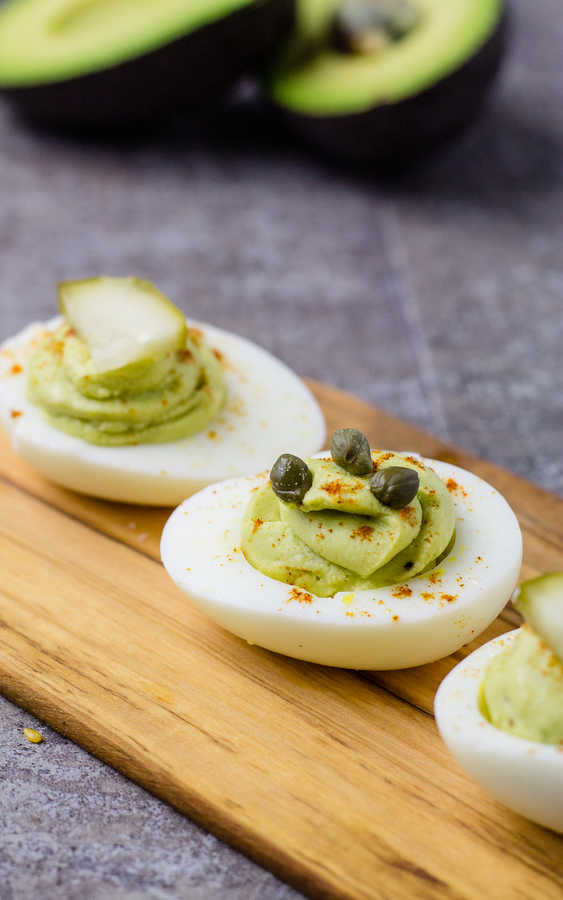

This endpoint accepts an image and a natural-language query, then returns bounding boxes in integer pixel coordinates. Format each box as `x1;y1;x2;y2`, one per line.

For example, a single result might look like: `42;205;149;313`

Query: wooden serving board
1;380;562;899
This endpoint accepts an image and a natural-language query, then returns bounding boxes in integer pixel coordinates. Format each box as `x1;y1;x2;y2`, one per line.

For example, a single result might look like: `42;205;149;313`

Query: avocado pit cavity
332;0;421;55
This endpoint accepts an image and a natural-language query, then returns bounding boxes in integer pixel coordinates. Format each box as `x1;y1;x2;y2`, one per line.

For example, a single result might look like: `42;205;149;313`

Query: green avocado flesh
270;0;503;114
0;0;262;86
480;625;563;745
27;322;226;445
241;452;455;596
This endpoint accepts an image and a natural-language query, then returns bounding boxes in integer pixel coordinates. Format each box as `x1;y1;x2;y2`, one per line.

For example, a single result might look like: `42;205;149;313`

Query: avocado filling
480;625;563;745
242;451;455;597
27;323;226;445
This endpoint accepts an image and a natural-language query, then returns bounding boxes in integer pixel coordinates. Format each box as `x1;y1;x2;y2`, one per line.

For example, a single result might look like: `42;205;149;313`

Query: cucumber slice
513;572;563;662
58;277;187;373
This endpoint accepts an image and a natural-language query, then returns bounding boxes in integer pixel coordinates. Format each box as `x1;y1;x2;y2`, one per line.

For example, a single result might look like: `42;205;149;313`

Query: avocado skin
1;0;295;129
274;6;509;165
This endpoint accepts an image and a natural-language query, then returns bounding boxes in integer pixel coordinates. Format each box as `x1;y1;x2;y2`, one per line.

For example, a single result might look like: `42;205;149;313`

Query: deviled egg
161;428;522;669
0;277;325;504
435;573;563;833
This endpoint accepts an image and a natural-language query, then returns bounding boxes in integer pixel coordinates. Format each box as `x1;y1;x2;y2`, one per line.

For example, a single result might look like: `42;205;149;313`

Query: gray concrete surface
1;0;562;897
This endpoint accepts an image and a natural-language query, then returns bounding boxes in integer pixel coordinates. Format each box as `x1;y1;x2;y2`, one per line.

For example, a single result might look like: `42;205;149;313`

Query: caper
330;428;373;476
270;453;313;504
370;465;419;508
332;0;421;55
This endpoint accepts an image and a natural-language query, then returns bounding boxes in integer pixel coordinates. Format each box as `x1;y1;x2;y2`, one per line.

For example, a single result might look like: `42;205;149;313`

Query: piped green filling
27;322;225;445
481;625;563;745
242;451;455;596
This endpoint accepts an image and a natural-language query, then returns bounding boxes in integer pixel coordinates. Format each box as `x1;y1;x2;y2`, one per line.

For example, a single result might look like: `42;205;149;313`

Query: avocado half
268;0;508;163
0;0;294;127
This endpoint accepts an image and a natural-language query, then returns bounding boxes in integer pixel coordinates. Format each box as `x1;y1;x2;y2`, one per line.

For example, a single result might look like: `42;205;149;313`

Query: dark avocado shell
270;2;509;165
0;0;294;129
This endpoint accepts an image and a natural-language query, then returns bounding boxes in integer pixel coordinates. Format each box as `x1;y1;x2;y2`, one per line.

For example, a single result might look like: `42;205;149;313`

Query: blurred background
1;0;562;897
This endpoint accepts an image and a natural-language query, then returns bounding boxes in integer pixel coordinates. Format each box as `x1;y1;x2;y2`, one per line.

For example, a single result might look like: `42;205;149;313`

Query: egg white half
435;630;563;833
0;317;325;505
161;457;522;669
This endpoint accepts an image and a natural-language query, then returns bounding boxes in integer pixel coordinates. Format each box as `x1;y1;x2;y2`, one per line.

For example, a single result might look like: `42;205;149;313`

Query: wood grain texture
1;381;562;899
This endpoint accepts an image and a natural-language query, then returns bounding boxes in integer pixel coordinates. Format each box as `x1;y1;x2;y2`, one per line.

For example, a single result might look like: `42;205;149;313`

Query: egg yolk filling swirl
242;452;455;597
27;323;225;445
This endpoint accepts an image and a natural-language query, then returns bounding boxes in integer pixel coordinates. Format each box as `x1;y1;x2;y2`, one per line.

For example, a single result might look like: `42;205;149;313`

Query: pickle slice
513;572;563;663
58;276;187;373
